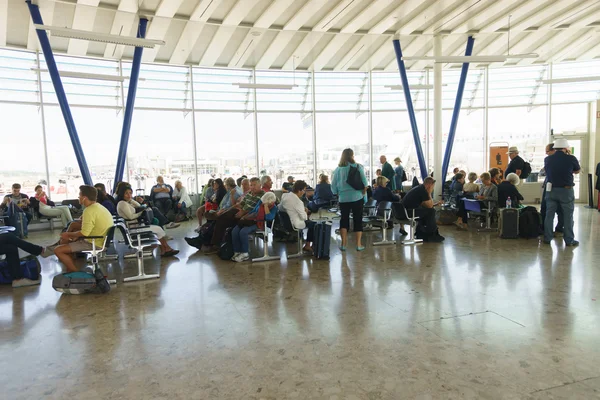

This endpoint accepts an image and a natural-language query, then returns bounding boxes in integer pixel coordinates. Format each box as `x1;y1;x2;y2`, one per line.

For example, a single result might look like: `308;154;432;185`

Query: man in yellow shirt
52;185;114;272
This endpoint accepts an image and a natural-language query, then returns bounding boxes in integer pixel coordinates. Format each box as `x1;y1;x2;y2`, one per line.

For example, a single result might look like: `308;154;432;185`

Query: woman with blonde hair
308;173;334;212
331;148;368;251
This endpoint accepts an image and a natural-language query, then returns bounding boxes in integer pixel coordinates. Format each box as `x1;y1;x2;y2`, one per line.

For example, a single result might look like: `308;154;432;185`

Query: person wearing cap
282;176;294;193
505;146;525;178
543;138;580;246
402;177;444;242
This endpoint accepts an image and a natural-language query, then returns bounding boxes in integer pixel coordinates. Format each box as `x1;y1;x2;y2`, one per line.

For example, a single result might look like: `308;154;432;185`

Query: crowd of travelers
0;138;582;289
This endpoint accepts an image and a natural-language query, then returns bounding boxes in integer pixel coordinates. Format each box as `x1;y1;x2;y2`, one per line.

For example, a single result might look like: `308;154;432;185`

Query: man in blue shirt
540;143;564;235
543;139;580;246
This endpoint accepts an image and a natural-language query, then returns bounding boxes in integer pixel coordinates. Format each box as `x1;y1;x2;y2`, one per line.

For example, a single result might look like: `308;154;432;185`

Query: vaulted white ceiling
4;0;600;70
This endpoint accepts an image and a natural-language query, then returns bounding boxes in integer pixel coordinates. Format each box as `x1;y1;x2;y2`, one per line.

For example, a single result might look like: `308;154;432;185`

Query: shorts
68;240;95;253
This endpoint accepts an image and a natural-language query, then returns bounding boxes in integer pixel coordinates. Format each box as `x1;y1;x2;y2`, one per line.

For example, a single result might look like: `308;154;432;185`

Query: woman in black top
212;178;227;206
497;173;524;208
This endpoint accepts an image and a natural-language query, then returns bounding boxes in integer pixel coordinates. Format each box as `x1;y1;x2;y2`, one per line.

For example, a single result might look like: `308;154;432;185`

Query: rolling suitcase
52;268;111;295
499;208;519;239
313;221;332;260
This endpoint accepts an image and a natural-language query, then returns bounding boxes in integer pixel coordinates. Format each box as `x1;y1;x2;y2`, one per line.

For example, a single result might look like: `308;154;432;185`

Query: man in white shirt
279;180;316;253
173;180;192;220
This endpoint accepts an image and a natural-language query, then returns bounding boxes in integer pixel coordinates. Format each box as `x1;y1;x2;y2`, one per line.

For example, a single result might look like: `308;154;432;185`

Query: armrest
82;235;104;239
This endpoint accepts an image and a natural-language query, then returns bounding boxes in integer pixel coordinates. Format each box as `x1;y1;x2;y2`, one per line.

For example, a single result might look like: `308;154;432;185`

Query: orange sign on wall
489;145;509;171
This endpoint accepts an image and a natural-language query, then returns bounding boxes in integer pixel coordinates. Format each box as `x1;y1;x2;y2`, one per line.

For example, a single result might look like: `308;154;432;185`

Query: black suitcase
499;208;519;239
313;221;332;260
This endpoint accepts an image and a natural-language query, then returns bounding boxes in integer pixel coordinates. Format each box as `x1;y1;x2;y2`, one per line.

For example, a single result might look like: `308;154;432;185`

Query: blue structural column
113;18;148;193
441;36;475;182
25;0;93;185
393;39;428;180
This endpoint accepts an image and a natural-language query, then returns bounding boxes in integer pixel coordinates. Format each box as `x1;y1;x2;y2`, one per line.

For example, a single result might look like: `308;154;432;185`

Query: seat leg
373;214;396;246
252;232;280;262
288;231;306;259
402;219;423;245
124;237;160;282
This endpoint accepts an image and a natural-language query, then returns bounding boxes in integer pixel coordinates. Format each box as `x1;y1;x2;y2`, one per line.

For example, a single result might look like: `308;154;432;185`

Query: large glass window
552;60;600;103
194;112;256;188
0;49;38;103
127;110;194;193
315;72;368;112
316;113;370;183
488;65;548;107
0;104;46;199
551;103;588;134
257;113;314;187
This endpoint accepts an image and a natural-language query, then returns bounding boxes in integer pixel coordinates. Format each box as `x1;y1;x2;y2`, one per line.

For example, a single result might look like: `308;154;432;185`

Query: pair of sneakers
231;252;250;262
12;277;41;288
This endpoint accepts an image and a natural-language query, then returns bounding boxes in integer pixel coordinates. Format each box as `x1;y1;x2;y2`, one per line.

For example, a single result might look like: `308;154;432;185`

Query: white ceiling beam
103;0;138;59
509;0;582;33
312;0;360;32
451;0;522;33
27;0;55;50
284;0;325;31
341;0;396;34
310;33;354;71
576;37;600;61
282;31;325;70
334;35;374;71
396;0;461;35
517;28;594;66
567;6;600;29
550;29;598;62
228;29;266;68
423;0;484;34
537;0;599;30
477;0;551;33
0;0;7;46
360;37;402;70
388;36;435;71
67;0;101;56
368;0;424;34
142;0;186;62
200;0;260;66
254;0;296;28
168;0;225;66
255;30;296;69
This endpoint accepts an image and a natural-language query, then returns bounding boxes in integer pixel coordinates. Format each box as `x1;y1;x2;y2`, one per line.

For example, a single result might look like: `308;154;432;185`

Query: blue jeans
232;224;258;253
541;187;564;232
544;188;575;244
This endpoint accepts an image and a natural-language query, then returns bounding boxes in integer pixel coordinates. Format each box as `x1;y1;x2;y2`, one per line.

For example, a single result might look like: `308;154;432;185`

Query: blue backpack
0;256;40;284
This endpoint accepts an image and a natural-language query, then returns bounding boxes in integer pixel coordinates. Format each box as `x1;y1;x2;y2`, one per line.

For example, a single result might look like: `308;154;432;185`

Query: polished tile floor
1;205;599;399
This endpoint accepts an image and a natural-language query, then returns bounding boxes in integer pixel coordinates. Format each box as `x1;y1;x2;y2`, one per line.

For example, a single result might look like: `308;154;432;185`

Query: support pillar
433;35;443;198
441;36;474;183
113;17;148;192
393;39;428;180
26;0;92;185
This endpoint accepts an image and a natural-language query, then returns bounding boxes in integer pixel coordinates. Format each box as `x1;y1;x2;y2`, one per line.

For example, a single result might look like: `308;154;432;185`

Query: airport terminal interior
1;0;600;398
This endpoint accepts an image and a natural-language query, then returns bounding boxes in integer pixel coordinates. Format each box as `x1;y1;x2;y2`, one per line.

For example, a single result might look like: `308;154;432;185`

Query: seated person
402;177;444;242
240;178;250;196
96;188;117;215
280;180;317;253
498;173;524;208
118;181;175;229
236;175;247;188
34;185;73;226
116;185;179;257
231;192;278;262
489;168;502;186
151;176;173;215
449;173;465;206
172;180;192;219
282;176;295;193
203;177;265;254
463;172;480;194
195;178;226;228
1;183;33;225
0;233;45;288
308;174;334;212
207;178;243;221
261;175;273;192
454;172;498;230
51;185;115;272
372;176;400;203
94;183;117;207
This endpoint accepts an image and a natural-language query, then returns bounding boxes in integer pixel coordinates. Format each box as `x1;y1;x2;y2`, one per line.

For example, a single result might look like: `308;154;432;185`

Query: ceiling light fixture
540;76;600;84
34;24;165;48
234;83;298;90
31;68;145;82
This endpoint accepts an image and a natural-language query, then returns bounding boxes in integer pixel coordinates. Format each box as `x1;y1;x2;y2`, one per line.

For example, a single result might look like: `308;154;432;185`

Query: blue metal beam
25;0;92;186
393;39;428;180
441;36;475;183
113;18;148;193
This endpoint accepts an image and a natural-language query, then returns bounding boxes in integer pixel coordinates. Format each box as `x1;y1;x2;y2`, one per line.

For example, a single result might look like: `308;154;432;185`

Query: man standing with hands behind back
380;155;396;190
543;138;580;246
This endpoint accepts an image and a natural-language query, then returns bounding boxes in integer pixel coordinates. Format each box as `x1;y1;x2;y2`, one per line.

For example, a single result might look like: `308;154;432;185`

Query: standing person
380;155;396;190
173;180;192;219
393;157;405;192
151;176;173;215
403;177;444;242
505;146;525;178
332;148;368;251
540;143;564;235
543;139;580;246
34;185;73;226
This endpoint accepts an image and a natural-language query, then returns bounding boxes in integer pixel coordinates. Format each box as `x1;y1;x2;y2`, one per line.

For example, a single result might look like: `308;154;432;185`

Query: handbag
205;201;218;212
346;164;365;191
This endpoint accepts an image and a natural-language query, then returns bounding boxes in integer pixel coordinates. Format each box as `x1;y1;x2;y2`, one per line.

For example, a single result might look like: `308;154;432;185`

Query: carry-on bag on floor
7;203;28;238
313;221;332;260
52;267;111;294
0;256;41;284
519;206;543;238
218;227;234;260
499;208;519;239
